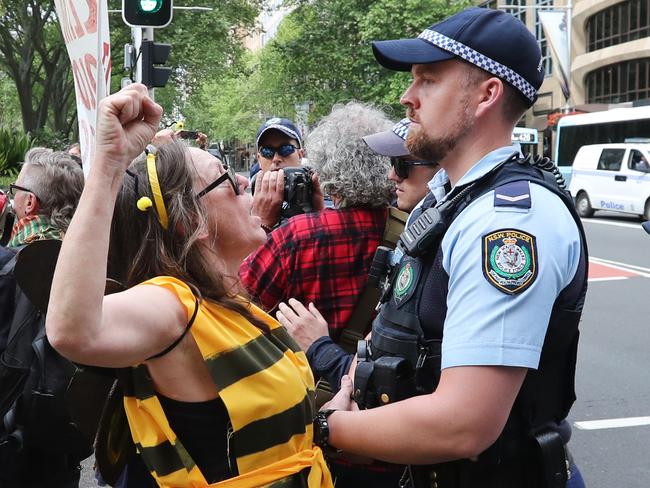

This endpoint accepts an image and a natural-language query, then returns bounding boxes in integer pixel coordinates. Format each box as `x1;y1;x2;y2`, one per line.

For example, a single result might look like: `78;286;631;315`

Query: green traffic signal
123;0;173;28
139;0;163;13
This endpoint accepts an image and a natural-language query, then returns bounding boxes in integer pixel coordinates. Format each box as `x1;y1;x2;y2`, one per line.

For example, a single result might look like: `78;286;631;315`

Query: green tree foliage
107;0;262;126
0;72;21;127
0;0;261;142
0;1;75;137
0;126;32;176
197;0;471;143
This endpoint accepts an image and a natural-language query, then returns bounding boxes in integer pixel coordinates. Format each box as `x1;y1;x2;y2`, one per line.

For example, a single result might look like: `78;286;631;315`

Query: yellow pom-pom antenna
137;196;153;211
176;120;185;130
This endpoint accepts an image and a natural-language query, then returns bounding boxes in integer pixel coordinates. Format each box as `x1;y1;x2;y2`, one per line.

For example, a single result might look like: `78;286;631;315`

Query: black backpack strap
337;207;407;353
146;297;200;360
0;251;18;276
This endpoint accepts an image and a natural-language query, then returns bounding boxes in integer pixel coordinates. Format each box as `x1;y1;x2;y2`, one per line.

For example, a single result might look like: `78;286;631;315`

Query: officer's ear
475;77;504;119
297;148;305;160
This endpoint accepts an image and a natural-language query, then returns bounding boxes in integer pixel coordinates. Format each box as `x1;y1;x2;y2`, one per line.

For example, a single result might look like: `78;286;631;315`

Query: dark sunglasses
390;157;435;179
8;183;37;199
259;144;298;160
196;164;240;198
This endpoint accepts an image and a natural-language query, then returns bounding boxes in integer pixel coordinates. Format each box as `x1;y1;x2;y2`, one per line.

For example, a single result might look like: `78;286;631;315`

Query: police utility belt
352;155;583;488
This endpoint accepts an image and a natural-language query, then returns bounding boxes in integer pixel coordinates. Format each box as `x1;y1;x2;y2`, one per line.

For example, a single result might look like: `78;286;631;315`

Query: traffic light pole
132;27;156;100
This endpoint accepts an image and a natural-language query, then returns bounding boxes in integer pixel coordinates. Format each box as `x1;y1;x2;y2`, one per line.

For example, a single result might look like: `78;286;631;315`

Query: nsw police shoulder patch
392;258;420;307
482;229;538;295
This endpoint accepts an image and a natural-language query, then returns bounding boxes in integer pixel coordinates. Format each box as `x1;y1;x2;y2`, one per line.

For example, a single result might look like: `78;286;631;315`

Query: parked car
569;143;650;219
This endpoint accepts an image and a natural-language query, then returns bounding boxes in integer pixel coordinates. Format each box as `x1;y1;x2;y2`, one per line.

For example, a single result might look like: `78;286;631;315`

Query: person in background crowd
64;143;83;169
65;143;81;159
45;84;332;488
1;148;85;488
0;189;12;245
252;117;324;231
363;118;439;213
7;148;83;249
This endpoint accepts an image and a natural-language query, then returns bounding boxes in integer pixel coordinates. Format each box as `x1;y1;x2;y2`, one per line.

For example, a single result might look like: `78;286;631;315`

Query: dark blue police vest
355;157;588;481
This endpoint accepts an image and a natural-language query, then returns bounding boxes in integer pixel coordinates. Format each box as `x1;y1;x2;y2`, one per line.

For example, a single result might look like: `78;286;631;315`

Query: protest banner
54;0;111;174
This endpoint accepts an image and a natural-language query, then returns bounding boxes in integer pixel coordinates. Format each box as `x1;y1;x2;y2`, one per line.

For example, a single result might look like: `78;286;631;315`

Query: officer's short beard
406;100;474;165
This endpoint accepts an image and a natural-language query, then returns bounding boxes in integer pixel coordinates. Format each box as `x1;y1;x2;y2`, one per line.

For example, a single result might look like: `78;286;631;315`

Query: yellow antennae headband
145;146;169;230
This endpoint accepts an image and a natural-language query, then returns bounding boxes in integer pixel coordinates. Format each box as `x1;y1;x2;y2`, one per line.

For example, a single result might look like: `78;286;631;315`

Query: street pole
133;27;142;84
565;0;573;113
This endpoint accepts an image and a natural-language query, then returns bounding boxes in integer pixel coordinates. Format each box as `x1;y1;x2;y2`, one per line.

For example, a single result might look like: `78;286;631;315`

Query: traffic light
123;0;173;28
141;40;172;88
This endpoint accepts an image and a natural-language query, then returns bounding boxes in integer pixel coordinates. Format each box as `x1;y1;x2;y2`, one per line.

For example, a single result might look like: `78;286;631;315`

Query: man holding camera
240;102;396;349
281;7;587;488
252;117;324;231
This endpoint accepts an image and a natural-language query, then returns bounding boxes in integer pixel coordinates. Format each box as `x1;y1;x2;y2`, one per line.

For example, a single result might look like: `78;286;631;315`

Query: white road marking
590;257;650;277
574;416;650;430
588;277;628;282
581;218;644;230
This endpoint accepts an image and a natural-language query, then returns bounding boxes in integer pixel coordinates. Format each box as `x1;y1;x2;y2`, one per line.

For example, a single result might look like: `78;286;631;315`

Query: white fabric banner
539;11;570;102
54;0;111;175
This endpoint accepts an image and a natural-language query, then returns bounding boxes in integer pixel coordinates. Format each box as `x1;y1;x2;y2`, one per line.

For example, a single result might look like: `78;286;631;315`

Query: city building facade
481;0;650;156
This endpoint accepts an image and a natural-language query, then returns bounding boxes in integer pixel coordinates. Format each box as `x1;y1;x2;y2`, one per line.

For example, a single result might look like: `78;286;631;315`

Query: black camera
177;130;199;140
282;167;314;219
251;166;314;220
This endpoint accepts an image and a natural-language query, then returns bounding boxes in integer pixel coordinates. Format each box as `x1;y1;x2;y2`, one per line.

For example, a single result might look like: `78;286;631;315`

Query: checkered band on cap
391;118;411;141
418;29;537;103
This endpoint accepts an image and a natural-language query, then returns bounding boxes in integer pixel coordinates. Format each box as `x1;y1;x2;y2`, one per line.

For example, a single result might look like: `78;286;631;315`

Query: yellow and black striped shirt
121;276;333;487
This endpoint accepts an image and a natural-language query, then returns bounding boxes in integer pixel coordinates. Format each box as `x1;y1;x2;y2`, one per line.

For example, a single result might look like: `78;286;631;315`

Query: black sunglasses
390;157;435;179
8;183;37;199
259;144;298;160
196;164;240;198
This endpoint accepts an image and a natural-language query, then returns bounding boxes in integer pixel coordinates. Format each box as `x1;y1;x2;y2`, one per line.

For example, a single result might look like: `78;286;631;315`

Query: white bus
555;106;650;183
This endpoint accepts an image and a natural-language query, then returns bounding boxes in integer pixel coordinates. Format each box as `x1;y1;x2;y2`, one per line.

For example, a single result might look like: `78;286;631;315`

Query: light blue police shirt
431;146;581;370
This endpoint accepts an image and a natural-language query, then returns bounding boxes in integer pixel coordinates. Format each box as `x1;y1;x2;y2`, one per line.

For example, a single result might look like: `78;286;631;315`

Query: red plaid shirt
239;207;387;340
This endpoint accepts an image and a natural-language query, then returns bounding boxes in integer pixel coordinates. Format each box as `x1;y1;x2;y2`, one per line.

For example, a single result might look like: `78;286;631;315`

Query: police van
569;143;650;219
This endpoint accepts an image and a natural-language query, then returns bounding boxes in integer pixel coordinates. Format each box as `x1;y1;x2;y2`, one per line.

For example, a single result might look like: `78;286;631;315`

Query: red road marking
589;261;641;280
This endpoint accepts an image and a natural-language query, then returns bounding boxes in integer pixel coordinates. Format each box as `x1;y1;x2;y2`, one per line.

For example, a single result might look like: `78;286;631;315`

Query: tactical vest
355;157;588;487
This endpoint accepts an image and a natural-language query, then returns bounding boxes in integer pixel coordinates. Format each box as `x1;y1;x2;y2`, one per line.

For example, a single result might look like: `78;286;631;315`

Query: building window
498;0;526;26
586;58;650;104
586;0;650;52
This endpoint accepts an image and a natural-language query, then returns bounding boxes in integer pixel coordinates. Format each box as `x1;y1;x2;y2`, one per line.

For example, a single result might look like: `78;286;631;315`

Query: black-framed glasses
196;164;240;198
8;183;37;199
259;144;298;160
390;157;435;179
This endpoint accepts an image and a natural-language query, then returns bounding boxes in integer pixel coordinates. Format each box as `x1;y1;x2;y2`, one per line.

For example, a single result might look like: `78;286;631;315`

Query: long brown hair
107;141;269;332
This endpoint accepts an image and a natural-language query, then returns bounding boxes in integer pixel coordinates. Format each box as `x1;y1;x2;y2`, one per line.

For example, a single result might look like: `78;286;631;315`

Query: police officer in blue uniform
304;7;588;488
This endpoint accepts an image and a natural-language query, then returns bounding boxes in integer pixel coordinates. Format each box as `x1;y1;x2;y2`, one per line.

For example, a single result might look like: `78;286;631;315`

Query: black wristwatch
313;409;337;449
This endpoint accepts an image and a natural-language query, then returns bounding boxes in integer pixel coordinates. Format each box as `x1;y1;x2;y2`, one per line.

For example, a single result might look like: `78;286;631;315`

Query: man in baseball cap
252;117;321;231
300;8;587;488
363;118;438;213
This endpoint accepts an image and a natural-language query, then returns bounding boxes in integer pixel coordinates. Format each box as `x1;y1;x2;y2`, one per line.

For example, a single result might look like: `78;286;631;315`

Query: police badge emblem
393;259;420;306
482;229;538;294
